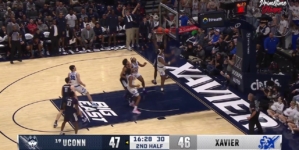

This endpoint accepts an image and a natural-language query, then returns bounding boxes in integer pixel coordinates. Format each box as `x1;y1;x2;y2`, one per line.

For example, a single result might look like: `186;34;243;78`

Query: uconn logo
250;79;280;90
79;101;118;123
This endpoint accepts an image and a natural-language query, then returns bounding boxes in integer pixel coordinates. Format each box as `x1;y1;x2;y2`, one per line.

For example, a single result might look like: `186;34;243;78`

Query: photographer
181;42;195;59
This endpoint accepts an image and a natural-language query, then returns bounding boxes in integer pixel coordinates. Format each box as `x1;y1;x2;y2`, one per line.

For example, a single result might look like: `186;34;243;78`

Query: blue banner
18;135;130;150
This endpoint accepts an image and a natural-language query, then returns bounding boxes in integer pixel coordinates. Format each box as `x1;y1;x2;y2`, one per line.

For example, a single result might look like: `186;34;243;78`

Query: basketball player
156;48;168;92
60;91;80;135
131;57;147;92
152;45;171;85
120;58;133;105
126;68;141;114
53;77;87;128
68;65;97;107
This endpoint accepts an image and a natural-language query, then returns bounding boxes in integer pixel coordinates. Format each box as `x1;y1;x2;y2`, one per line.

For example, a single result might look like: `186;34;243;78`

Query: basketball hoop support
159;3;179;41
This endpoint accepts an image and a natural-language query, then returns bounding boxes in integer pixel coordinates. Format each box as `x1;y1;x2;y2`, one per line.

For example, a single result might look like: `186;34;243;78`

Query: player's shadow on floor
50;84;209;128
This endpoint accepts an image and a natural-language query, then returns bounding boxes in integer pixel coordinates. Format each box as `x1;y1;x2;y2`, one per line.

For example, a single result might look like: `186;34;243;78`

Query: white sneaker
128;47;132;51
131;44;134;48
110;47;114;50
82;48;86;51
62;48;65;52
62;51;68;55
79;50;86;53
94;49;100;52
86;49;91;52
114;46;117;51
75;48;79;52
107;47;111;50
46;51;50;56
59;48;62;52
100;47;104;50
69;50;74;54
132;109;141;114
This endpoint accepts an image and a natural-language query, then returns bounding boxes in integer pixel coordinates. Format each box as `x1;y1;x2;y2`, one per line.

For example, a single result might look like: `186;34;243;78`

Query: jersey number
109;137;120;148
64;87;69;92
70;75;76;80
67;100;72;106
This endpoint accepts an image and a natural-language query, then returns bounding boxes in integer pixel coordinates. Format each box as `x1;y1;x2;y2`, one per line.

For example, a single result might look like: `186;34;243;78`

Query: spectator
88;8;98;20
27;37;43;58
56;12;67;51
100;14;108;32
79;8;88;20
277;14;289;48
56;2;68;16
207;0;217;11
90;17;97;28
139;16;150;50
122;6;134;50
81;24;95;51
7;18;20;35
4;7;15;23
278;101;297;125
26;19;37;34
0;0;6;11
229;41;236;55
291;47;299;69
194;28;204;46
256;20;270;48
49;20;59;56
264;33;279;66
267;96;285;119
26;0;36;12
214;37;227;53
179;12;188;26
291;1;299;26
37;19;49;32
256;44;265;69
131;3;141;48
205;28;220;57
70;0;80;7
65;9;77;29
15;5;25;20
182;42;194;59
93;22;103;50
206;52;224;75
0;26;7;37
64;24;75;54
20;15;29;26
74;24;82;52
12;0;23;10
41;4;52;17
291;23;299;52
107;10;119;50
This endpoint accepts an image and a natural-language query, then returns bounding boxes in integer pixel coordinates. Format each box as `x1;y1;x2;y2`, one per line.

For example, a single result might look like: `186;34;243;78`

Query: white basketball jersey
132;61;139;73
126;74;136;90
157;54;165;68
69;72;79;85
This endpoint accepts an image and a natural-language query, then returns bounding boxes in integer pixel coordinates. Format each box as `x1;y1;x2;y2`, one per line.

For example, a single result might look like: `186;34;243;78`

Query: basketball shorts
132;72;141;78
74;85;88;95
59;98;67;110
157;67;166;76
120;78;128;89
128;88;139;97
64;112;78;122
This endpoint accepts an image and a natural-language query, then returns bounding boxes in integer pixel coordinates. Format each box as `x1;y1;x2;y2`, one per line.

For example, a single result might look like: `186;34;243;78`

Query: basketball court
0;50;243;149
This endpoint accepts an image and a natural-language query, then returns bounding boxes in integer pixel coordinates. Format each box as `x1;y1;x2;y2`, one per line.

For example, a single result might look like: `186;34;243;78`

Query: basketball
164;28;170;34
157;27;163;33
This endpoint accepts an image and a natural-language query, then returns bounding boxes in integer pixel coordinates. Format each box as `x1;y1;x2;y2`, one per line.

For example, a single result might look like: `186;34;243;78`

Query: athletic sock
161;88;164;91
134;106;137;110
154;79;156;82
55;120;57;123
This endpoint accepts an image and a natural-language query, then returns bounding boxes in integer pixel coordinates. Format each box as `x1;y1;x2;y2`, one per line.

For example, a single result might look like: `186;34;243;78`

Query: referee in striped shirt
8;25;23;64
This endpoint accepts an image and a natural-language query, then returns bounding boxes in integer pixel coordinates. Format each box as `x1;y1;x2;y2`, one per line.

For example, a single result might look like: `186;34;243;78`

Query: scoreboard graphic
18;134;282;150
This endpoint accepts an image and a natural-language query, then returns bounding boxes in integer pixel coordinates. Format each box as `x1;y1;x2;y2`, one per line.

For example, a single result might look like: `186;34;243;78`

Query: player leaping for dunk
131;57;147;92
68;65;98;107
126;68;142;114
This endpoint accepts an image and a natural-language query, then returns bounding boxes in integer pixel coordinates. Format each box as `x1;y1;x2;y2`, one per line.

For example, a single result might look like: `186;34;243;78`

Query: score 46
178;137;190;148
109;137;120;148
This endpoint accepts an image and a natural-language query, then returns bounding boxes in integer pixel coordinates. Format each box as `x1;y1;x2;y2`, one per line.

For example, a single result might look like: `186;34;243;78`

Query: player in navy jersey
60;91;80;135
53;77;76;128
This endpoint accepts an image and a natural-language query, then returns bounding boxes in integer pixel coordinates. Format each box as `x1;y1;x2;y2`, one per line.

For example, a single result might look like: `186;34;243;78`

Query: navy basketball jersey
62;84;72;99
65;97;78;113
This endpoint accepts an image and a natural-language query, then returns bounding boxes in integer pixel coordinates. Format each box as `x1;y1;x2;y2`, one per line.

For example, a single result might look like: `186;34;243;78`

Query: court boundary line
132;49;247;135
0;53;138;145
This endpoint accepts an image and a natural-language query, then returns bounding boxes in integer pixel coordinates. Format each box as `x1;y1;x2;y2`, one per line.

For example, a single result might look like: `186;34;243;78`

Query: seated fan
25;33;34;41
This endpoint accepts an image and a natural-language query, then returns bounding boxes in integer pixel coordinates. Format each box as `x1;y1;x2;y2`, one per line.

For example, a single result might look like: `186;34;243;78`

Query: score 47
109;137;120;148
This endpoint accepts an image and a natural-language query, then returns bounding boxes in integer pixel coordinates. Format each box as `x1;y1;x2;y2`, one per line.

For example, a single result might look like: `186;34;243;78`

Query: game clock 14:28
132;136;166;142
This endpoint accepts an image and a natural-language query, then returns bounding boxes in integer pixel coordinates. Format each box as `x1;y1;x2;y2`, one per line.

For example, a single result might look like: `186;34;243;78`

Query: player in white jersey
279;101;298;125
68;65;97;107
267;97;285;119
126;68;141;114
157;49;167;92
130;57;147;92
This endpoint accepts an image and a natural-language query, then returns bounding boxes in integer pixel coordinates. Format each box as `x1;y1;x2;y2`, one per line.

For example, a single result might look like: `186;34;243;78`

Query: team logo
19;135;40;150
202;18;208;24
258;136;280;149
259;0;288;14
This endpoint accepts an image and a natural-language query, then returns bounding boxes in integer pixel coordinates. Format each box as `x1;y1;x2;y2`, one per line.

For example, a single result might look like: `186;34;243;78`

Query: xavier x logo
234;55;242;70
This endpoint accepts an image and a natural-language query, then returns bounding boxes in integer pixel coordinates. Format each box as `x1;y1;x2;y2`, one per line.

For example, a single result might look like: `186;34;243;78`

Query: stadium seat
25;33;34;40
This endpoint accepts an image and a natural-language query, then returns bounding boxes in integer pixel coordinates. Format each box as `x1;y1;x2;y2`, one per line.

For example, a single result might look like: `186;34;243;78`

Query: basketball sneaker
60;132;65;135
152;80;157;85
132;109;141;114
53;121;58;128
